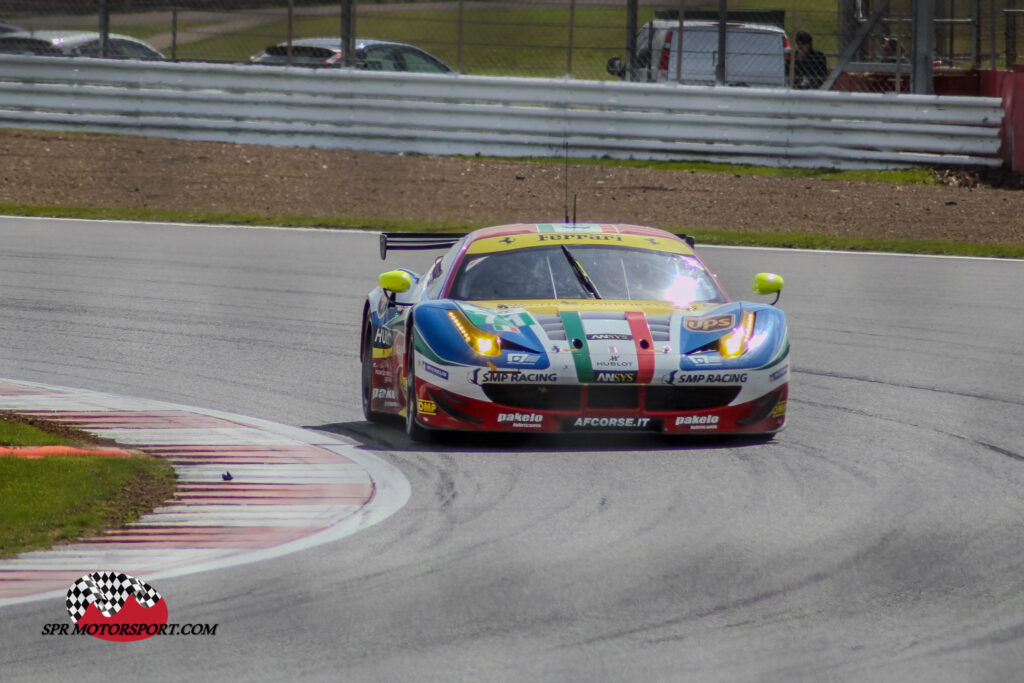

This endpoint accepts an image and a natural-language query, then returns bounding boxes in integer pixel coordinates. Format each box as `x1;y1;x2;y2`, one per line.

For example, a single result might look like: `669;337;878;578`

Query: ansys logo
65;572;169;642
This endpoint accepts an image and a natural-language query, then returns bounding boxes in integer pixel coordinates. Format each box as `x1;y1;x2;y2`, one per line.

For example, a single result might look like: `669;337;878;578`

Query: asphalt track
0;217;1022;682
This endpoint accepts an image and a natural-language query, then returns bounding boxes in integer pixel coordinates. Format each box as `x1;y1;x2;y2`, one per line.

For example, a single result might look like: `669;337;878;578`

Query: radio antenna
563;141;570;223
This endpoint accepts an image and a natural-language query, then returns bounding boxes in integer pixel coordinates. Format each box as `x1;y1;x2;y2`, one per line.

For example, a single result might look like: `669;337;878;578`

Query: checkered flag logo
66;572;162;624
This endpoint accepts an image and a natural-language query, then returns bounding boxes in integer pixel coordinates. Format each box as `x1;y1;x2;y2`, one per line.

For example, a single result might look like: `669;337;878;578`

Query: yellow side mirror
752;272;784;296
378;270;413;293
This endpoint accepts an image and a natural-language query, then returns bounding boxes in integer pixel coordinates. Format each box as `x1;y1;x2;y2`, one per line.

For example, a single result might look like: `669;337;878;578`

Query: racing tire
361;319;385;423
404;344;432;443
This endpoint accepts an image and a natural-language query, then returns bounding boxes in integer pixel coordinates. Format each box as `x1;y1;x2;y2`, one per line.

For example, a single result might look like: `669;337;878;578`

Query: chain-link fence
1;1;1021;93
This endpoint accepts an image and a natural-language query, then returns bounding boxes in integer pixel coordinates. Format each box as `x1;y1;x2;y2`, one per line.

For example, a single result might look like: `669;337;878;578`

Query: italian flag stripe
625;311;656;384
560;311;593;382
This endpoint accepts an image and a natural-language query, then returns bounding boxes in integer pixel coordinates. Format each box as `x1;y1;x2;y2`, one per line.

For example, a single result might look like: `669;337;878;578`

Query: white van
607;20;788;87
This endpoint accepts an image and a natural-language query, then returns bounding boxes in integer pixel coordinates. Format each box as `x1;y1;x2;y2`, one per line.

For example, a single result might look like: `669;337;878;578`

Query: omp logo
497;412;543;424
771;400;787;418
685;314;735;332
417;399;437;415
675;415;720;426
594;372;637;383
470;369;557;384
373;327;395;346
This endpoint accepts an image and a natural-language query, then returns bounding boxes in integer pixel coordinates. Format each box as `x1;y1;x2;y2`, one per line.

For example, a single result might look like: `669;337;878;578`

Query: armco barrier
0;55;1005;169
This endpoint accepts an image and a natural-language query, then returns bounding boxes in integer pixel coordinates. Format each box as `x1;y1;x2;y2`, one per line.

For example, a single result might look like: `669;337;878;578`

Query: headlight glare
448;310;501;357
719;311;756;359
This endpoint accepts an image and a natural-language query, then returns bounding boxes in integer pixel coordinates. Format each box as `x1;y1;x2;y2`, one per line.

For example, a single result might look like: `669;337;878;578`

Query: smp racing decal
684;314;735;332
469;369;558;384
665;371;748;385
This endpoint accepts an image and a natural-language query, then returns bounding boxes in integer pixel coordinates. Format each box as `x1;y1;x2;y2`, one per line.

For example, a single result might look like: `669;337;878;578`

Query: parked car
0;30;165;60
607;20;788;87
249;37;452;73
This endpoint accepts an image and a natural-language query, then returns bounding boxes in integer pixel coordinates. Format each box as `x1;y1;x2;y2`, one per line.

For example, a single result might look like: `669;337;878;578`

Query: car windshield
449;245;726;306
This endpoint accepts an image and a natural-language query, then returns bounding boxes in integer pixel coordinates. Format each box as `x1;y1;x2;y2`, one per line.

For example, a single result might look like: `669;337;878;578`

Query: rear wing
379;230;695;259
379;232;465;260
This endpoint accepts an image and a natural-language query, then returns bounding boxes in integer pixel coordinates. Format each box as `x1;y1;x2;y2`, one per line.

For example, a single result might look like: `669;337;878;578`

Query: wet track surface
1;218;1022;682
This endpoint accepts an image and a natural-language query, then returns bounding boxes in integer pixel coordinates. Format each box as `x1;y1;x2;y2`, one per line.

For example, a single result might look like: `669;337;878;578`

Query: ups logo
685;314;735;332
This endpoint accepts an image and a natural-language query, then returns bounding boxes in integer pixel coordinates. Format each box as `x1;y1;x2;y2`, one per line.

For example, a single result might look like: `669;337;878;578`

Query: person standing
793;30;828;89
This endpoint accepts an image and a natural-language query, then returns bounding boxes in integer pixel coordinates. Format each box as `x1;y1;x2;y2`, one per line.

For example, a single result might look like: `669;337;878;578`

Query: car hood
413;298;785;381
455;299;778;374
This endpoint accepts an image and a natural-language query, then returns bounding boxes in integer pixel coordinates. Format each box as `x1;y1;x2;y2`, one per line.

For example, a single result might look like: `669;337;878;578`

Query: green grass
0;419;75;447
513;156;941;185
174;7;655;80
111;0;1013;73
109;20;209;40
681;228;1024;259
0;416;176;558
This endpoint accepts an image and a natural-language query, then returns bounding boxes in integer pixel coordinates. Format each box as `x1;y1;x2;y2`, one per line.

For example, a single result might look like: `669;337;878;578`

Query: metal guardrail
0;55;1005;169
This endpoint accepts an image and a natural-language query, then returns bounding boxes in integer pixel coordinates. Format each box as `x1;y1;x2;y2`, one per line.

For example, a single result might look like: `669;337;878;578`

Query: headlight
718;311;756;359
448;310;501;356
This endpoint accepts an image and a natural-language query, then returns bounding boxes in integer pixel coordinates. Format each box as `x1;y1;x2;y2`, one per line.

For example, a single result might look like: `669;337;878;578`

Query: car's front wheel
404;343;431;443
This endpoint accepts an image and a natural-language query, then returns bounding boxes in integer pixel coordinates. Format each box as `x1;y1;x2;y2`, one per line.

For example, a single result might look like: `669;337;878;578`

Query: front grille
587;386;639;409
482;384;581;410
482;383;740;413
645;386;741;411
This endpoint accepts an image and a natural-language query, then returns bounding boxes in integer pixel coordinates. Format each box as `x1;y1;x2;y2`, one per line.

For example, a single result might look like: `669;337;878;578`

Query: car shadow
306;418;775;454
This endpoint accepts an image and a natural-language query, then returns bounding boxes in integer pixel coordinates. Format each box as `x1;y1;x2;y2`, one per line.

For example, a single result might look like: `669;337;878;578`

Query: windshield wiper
560;245;602;299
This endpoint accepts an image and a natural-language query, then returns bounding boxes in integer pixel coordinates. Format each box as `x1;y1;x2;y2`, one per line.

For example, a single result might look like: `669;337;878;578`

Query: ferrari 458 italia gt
361;223;788;441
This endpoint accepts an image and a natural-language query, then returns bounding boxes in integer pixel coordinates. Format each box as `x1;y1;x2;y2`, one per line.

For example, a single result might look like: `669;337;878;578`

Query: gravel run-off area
1;128;1022;247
